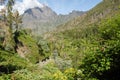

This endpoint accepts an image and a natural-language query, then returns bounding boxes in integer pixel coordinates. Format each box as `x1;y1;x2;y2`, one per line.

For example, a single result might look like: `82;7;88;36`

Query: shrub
12;69;42;80
81;14;120;80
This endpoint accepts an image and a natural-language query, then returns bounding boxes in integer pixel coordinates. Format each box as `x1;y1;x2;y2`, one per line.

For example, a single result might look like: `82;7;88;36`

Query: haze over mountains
0;0;85;35
22;5;84;35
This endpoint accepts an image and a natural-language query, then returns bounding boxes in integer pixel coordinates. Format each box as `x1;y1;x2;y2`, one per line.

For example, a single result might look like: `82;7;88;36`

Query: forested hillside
0;0;120;80
45;0;120;79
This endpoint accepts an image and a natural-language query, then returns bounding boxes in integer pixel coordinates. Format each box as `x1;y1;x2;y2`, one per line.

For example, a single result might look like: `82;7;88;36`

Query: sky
39;0;103;14
0;0;103;15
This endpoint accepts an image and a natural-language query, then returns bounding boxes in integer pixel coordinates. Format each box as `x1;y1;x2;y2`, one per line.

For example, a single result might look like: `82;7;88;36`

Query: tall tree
7;0;15;30
13;10;22;32
3;0;15;51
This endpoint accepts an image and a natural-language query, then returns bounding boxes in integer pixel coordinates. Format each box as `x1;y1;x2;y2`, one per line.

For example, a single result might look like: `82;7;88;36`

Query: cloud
13;0;44;14
0;0;44;14
0;5;5;10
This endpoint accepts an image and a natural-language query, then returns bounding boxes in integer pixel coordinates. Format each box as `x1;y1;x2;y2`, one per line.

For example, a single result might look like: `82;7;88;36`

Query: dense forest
0;0;120;80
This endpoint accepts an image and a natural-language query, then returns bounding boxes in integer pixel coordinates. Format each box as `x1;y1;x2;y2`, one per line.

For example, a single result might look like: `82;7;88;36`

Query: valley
0;0;120;80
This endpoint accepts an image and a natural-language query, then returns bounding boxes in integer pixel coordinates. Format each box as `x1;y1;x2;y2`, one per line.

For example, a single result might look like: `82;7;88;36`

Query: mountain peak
23;6;57;20
13;0;45;15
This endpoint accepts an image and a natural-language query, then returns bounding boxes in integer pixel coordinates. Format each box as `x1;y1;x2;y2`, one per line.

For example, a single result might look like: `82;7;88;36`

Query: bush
64;68;76;80
0;49;28;75
17;30;40;63
53;71;67;80
12;69;42;80
80;15;120;80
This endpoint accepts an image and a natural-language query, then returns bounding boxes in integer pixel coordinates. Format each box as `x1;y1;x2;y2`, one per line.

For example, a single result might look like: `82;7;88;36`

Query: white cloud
0;5;5;11
0;0;44;15
13;0;44;14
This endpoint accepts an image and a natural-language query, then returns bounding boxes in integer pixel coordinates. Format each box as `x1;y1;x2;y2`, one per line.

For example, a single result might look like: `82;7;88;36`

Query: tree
7;0;15;30
3;0;15;51
81;15;120;80
13;10;22;32
1;0;23;52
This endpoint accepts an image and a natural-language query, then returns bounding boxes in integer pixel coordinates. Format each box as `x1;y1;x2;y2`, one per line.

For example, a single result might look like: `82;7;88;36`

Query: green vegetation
81;14;120;80
0;0;120;80
44;0;120;79
17;30;40;63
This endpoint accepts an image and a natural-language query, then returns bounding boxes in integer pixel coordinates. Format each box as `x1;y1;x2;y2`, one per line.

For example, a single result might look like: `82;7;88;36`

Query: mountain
22;6;84;35
53;0;120;32
44;0;120;79
23;6;57;21
1;0;120;80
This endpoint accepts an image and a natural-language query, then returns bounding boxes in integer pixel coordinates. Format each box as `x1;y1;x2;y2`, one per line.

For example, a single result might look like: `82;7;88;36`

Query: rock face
23;6;57;22
22;6;84;35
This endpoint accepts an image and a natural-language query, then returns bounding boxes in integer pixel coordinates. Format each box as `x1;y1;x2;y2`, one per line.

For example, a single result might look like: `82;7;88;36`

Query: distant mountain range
22;5;84;35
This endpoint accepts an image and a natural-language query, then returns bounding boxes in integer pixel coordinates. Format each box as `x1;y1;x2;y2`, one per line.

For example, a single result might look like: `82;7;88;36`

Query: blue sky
11;0;102;15
39;0;102;14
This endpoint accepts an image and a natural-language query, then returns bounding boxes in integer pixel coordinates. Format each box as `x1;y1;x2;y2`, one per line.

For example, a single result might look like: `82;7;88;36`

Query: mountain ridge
52;0;120;33
22;6;84;35
1;0;120;80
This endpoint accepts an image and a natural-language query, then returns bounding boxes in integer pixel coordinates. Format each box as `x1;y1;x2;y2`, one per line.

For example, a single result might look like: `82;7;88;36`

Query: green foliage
0;74;11;80
54;57;72;71
17;30;40;63
13;10;22;32
81;14;120;80
0;0;23;52
37;37;51;60
6;0;15;28
52;71;68;80
64;68;76;80
1;0;120;80
0;49;28;75
41;63;63;80
12;69;43;80
4;39;15;51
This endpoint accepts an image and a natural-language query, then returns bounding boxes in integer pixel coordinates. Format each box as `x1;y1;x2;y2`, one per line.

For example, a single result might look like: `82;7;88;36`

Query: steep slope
22;6;57;34
45;0;120;57
22;6;84;35
1;0;120;80
43;0;120;79
0;20;40;64
23;6;57;22
54;0;120;32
